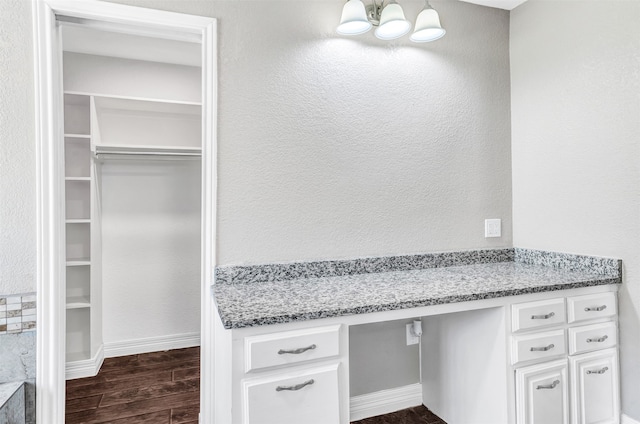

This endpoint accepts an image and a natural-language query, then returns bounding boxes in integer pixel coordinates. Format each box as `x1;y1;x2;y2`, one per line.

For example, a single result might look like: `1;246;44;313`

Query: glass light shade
374;3;411;40
337;0;372;35
410;7;446;42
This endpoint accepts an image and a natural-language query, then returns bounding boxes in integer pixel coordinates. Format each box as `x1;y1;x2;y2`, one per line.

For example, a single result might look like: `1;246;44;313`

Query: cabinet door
515;359;569;424
570;348;619;424
242;362;341;424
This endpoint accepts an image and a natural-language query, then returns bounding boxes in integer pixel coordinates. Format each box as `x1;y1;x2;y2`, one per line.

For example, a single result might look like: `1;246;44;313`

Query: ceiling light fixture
337;0;446;42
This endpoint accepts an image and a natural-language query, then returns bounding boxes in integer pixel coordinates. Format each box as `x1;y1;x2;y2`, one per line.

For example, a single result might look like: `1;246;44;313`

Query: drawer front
569;348;619;424
512;329;566;365
567;292;616;324
512;298;566;332
568;322;617;355
242;363;340;424
245;324;341;372
515;359;569;424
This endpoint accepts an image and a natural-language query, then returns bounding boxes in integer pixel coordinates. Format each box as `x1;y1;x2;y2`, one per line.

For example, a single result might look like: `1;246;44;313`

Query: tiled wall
0;294;36;334
0;293;36;424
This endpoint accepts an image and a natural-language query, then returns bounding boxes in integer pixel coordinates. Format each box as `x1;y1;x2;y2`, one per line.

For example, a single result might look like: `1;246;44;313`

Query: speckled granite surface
213;249;621;329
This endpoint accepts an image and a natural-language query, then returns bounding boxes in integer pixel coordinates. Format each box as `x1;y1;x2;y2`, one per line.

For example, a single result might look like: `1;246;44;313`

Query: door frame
32;1;219;422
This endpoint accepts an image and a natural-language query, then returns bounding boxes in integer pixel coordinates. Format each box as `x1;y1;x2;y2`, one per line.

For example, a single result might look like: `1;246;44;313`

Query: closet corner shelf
66;297;91;309
66;259;91;267
64;134;91;139
65;176;91;181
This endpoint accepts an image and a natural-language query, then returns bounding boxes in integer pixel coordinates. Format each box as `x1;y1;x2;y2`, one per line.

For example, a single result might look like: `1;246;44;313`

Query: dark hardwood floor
65;347;200;424
351;405;447;424
66;346;445;424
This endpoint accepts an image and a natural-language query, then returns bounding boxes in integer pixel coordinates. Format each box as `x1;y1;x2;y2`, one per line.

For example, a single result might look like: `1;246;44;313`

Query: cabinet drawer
512;298;566;332
245;325;341;372
512;329;566;365
567;292;616;324
241;362;340;424
515;359;569;424
569;348;619;424
568;322;617;355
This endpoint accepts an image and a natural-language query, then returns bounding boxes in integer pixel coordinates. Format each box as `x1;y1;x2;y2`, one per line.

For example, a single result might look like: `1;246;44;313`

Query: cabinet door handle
530;343;555;352
586;367;609;375
584;305;607;312
531;312;555;320
275;379;315;392
278;344;316;355
536;380;560;390
586;335;608;343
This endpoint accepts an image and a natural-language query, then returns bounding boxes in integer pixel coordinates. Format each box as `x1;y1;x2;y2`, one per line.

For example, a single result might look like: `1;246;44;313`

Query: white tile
6;296;21;304
0;311;5;319
7;317;21;325
6;303;21;311
21;295;36;302
0;304;6;312
21;309;36;317
7;323;21;332
0;318;6;326
21;316;35;323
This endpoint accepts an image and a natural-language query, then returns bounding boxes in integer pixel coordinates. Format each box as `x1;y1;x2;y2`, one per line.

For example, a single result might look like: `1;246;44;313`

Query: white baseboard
350;383;423;421
104;332;200;358
622;414;640;424
66;344;104;380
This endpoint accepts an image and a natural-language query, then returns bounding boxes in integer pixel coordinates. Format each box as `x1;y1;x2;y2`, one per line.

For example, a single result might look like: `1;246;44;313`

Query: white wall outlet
406;323;419;345
484;219;501;238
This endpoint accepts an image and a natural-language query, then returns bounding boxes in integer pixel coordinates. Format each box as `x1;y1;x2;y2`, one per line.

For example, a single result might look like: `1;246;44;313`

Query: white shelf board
64;134;91;139
66;259;91;267
66;218;91;224
65;176;91;181
66;297;91;309
64;90;201;107
94;144;201;157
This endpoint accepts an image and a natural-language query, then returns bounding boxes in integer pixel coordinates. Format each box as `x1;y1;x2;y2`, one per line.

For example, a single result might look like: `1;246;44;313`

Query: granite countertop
213;249;621;329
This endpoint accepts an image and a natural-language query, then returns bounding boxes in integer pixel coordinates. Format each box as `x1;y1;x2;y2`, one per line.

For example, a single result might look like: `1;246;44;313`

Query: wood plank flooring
351;405;447;424
65;347;200;424
66;346;446;424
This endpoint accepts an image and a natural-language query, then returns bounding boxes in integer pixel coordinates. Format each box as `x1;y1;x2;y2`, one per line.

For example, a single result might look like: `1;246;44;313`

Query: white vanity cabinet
512;292;620;424
232;323;349;424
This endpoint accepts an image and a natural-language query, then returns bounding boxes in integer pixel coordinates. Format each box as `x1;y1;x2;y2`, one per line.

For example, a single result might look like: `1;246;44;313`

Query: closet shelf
65;134;91;139
67;259;91;267
94;144;201;158
66;176;91;181
66;218;91;224
66;297;91;309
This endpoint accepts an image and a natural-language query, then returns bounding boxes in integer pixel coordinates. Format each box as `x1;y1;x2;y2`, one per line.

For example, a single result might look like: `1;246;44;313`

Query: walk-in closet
60;23;202;380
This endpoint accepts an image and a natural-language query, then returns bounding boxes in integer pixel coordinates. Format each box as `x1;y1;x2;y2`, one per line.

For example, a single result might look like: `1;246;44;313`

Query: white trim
349;383;423;422
103;333;200;358
622;414;640;424
33;1;217;422
65;344;104;380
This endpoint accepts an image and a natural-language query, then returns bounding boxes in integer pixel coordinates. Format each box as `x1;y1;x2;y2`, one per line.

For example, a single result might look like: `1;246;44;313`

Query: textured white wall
511;0;640;419
0;0;36;295
105;0;513;266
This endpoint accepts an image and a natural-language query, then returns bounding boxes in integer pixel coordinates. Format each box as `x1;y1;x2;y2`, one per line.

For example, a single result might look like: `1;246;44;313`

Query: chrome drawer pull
275;379;315;392
531;312;555;320
584;305;607;312
587;335;609;343
278;344;317;355
530;343;555;352
586;367;609;375
536;380;560;390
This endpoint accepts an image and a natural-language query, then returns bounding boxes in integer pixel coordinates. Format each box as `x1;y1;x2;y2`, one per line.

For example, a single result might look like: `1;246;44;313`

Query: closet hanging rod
93;145;202;159
94;152;201;161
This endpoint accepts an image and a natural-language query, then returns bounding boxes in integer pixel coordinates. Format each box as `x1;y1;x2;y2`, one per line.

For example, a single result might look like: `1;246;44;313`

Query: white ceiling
61;25;201;67
460;0;528;10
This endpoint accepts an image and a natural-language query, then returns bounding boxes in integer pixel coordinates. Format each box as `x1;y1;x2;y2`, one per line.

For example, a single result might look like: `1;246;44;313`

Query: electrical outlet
406;323;419;345
484;219;501;238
